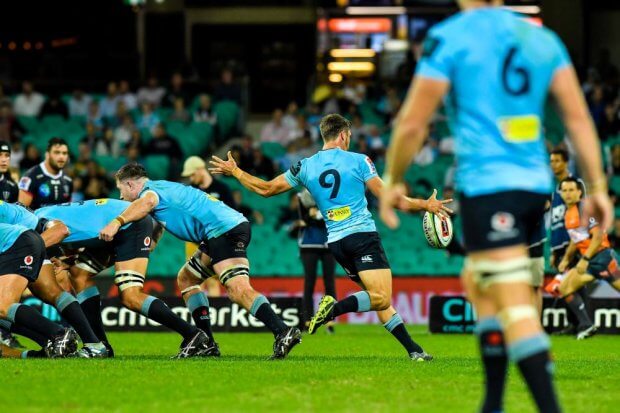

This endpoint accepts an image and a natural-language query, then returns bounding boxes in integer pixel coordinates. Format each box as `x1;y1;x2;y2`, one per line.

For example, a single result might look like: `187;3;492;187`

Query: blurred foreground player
381;0;612;411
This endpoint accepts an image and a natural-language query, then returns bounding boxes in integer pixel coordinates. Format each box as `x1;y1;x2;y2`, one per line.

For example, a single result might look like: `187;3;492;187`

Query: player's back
289;149;376;243
418;8;570;196
0;222;29;253
141;180;246;243
0;201;39;230
35;199;130;243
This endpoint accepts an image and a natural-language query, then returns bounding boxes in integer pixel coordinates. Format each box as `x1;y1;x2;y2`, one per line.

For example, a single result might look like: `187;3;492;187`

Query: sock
333;291;371;318
250;295;287;336
9;323;50;347
7;303;64;340
56;291;100;344
509;334;561;413
186;292;214;339
141;296;197;340
564;293;592;329
383;313;424;354
475;317;508;413
77;286;109;343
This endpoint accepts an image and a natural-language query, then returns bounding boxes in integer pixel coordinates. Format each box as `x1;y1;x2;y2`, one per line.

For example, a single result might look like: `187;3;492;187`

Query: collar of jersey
39;162;63;179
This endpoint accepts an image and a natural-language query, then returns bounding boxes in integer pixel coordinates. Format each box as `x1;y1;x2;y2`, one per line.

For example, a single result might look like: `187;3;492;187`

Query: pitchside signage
429;296;620;334
23;296;302;333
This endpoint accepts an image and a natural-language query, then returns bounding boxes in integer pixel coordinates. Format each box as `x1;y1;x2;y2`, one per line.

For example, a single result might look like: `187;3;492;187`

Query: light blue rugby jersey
139;180;247;243
35;199;131;243
0;201;39;230
0;223;29;253
284;148;377;243
416;8;571;196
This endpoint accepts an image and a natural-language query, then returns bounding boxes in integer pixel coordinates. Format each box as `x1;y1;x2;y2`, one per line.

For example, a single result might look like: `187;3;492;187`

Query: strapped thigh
114;270;145;292
184;251;216;281
219;265;250;285
467;256;532;290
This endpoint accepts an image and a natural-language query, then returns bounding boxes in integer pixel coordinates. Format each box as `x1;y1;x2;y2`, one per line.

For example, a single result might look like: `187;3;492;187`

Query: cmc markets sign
100;297;302;332
23;296;302;333
430;296;620;334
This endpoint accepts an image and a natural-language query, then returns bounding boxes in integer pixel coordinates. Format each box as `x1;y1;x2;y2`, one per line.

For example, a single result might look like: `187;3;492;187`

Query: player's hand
582;191;614;231
209;151;238;176
557;259;569;273
99;221;121;242
50;257;70;271
379;183;406;229
424;189;454;219
576;258;589;274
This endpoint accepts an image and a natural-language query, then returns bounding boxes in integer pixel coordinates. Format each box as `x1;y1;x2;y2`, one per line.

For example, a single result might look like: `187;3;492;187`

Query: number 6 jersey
284;148;377;243
416;8;571;197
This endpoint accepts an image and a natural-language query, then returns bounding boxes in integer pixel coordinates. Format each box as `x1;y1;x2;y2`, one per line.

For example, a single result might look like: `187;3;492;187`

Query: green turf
1;325;618;413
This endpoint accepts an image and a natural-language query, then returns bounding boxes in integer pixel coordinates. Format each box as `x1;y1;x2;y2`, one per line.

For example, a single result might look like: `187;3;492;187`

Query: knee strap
497;305;539;329
185;255;216;280
467;256;532;290
181;285;201;296
115;270;145;292
220;265;249;285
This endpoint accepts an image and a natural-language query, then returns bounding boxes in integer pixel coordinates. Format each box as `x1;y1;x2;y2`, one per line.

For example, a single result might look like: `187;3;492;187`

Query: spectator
126;145;141;163
118;80;138;111
250;146;276;179
282;101;299;130
107;100;130;128
19;143;41;171
276;192;302;235
94;128;118;157
81;122;99;148
39;93;69;119
71;176;85;202
181;156;236;208
342;78;366;105
81;160;110;199
87;101;104;129
289;114;318;143
600;101;620;141
137;75;166;107
235;135;255;170
144;123;183;164
168;97;190;123
588;85;607;129
9;142;24;169
350;114;366;143
365;125;386;160
232;190;264;224
114;115;135;150
414;137;438;166
260;108;291;145
163;72;191;108
68;89;92;117
125;128;143;153
73;141;93;176
137;102;161;133
99;82;120;119
0;103;26;143
13;81;45;117
193;94;217;126
213;68;242;103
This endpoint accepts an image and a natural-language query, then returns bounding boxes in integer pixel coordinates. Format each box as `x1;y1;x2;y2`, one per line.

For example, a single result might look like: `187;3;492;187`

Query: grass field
1;325;618;413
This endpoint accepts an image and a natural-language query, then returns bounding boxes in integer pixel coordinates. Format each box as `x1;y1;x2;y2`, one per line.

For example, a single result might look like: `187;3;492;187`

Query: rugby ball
422;212;453;249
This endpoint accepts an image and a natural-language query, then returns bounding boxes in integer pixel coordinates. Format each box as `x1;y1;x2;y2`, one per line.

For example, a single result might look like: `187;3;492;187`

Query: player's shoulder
61;174;72;182
23;164;43;179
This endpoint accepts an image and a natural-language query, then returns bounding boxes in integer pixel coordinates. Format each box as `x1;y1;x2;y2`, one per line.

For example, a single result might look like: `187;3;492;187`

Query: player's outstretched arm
380;77;449;229
40;220;70;247
209;151;292;197
368;177;452;219
551;66;613;230
99;192;159;241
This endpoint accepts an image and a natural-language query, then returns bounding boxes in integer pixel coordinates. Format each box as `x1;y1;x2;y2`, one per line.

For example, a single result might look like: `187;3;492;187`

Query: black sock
9;303;64;340
509;334;561;413
56;292;100;344
333;291;371;318
564;293;592;329
186;292;214;339
476;318;508;413
77;287;109;343
383;313;423;354
142;297;197;340
250;295;287;336
11;324;50;347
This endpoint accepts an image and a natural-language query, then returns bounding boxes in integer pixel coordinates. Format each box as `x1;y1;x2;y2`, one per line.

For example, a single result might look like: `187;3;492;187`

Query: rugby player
209;114;452;361
99;165;302;359
0;141;18;203
380;0;612;411
545;149;594;335
0;222;78;358
36;199;212;358
0;201;107;357
556;177;619;337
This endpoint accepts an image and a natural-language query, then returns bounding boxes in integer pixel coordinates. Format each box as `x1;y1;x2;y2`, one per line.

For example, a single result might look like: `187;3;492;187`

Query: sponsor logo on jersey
144;237;151;247
326;206;351;221
364;157;376;174
95;199;109;206
39;183;51;197
18;177;32;191
24;255;33;265
488;212;519;242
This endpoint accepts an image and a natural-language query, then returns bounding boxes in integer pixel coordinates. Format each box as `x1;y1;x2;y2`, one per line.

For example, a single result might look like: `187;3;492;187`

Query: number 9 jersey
416;8;571;197
284;148;377;243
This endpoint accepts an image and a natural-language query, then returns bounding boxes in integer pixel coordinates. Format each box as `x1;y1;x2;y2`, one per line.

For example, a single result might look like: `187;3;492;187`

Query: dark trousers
301;248;336;323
